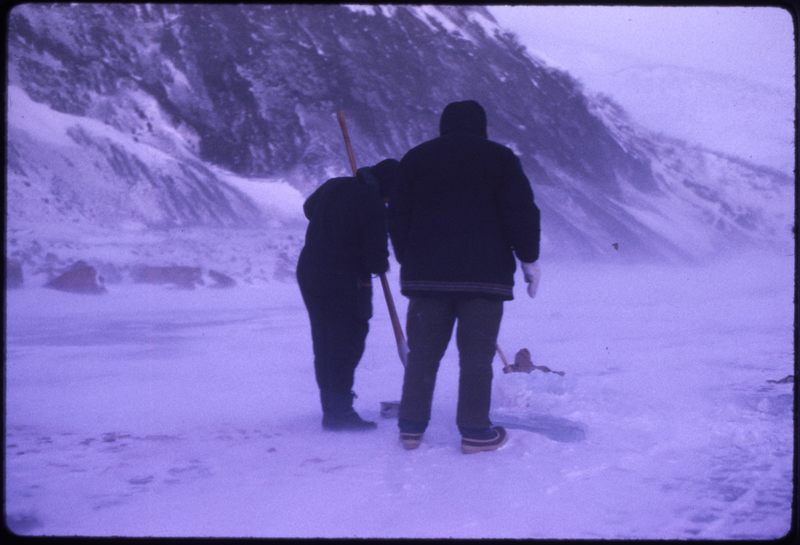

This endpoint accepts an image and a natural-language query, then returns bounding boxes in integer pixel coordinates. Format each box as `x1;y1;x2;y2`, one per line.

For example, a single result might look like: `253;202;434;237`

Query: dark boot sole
322;423;377;432
461;427;509;454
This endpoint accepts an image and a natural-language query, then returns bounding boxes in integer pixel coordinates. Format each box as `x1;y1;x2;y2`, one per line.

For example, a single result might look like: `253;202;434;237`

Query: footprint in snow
128;475;155;486
167;460;212;479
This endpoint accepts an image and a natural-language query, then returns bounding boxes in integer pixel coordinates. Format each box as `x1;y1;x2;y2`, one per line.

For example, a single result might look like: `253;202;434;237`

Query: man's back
390;101;540;301
297;176;388;297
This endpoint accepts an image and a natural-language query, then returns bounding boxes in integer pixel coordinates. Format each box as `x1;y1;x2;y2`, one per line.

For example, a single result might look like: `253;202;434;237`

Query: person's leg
302;292;371;422
398;296;456;433
454;296;503;434
315;288;376;430
299;291;332;405
305;296;338;413
323;285;371;404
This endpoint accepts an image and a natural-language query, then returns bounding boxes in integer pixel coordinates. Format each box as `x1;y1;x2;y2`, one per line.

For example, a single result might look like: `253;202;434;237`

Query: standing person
297;159;400;431
389;100;541;453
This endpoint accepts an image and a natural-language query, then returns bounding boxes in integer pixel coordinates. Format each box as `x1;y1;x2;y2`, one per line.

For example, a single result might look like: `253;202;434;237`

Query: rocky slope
6;4;794;287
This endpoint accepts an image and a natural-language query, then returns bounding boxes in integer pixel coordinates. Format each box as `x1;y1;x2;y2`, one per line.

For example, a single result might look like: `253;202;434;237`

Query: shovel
336;111;409;417
498;345;565;376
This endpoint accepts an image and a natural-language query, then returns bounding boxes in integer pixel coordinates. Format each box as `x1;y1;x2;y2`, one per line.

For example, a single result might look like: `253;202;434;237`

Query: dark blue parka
389;100;540;301
296;174;389;304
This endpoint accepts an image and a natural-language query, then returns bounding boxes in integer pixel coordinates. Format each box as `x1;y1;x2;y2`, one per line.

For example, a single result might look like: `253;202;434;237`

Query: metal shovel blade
380;400;400;418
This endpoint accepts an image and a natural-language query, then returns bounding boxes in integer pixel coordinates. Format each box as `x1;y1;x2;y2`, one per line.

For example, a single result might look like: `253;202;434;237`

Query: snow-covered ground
5;252;794;539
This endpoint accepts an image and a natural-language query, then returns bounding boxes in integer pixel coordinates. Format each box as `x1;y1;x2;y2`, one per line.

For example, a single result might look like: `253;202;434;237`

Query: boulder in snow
45;260;107;294
208;269;236;288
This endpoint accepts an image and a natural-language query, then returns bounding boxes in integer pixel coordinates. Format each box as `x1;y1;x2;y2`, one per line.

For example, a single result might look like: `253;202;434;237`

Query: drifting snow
211;168;306;227
5;254;793;539
470;10;501;35
412;6;463;37
342;4;375;17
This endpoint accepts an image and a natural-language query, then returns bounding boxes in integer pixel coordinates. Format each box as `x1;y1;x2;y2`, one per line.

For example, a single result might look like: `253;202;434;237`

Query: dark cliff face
7;4;792;260
7;4;653;187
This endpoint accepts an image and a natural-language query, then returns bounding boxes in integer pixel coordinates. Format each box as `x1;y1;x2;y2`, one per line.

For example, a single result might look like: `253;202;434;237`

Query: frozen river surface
5;255;794;538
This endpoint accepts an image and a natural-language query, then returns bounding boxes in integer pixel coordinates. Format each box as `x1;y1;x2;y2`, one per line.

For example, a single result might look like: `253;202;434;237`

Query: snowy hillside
7;85;264;230
5;3;794;288
6;82;305;287
597;63;794;176
587;94;794;257
488;6;794;178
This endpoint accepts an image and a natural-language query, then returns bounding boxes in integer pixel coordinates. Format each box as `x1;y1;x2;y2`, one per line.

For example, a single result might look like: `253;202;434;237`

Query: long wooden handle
336;111;359;175
496;343;512;372
336;110;409;367
379;273;409;365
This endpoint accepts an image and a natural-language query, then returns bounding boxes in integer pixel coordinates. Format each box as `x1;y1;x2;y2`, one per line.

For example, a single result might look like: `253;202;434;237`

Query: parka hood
357;158;400;200
439;100;487;138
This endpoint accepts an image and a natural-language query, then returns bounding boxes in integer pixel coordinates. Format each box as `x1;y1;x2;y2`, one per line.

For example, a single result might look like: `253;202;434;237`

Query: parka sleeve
387;158;412;264
497;152;541;263
358;185;390;275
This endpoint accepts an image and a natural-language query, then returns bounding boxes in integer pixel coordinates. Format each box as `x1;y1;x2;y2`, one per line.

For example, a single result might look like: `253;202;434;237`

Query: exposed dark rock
45;260;107;294
131;265;204;289
7;259;24;289
208;269;236;288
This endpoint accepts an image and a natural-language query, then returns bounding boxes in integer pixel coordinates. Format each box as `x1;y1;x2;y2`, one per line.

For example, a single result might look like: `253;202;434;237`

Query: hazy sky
489;5;794;173
490;5;793;90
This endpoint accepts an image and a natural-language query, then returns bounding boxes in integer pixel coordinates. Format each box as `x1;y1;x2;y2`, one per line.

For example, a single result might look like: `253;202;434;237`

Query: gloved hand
520;261;540;299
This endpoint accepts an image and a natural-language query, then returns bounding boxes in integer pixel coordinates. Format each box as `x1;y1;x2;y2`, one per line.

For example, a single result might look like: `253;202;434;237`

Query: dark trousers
300;288;371;415
398;295;503;433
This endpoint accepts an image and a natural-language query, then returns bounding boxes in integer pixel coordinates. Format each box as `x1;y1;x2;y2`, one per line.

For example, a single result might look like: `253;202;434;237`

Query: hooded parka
389;100;540;300
296;162;398;422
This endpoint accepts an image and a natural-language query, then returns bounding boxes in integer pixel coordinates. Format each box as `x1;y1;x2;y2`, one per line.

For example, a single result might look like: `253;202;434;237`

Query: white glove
520;261;540;299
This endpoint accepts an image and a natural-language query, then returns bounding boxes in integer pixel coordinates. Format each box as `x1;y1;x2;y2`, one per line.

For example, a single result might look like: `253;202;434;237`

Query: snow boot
320;390;376;431
461;426;508;454
322;408;377;431
399;432;423;450
398;418;426;448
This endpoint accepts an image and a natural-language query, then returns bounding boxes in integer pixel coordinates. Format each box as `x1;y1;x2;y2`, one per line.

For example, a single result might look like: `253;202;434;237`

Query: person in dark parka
297;159;400;431
388;100;541;453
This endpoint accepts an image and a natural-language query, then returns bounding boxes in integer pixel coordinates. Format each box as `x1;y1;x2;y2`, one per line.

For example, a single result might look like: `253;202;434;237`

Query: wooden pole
495;343;512;373
336;111;359;175
336;110;409;366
